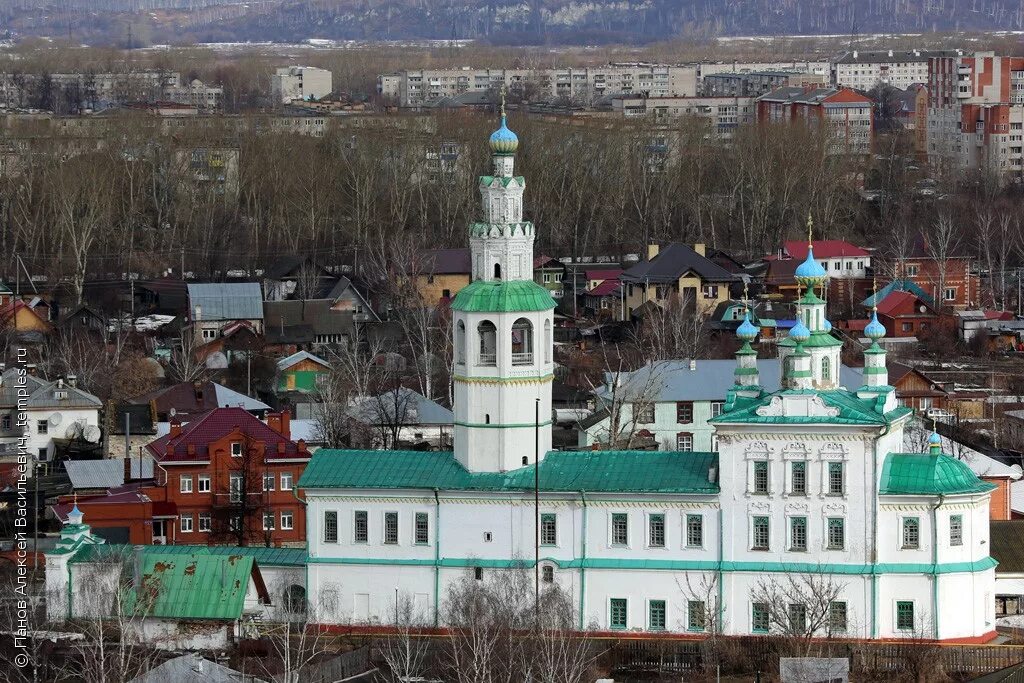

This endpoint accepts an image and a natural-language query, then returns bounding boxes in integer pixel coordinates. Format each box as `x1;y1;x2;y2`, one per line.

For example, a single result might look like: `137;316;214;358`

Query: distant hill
5;0;1024;45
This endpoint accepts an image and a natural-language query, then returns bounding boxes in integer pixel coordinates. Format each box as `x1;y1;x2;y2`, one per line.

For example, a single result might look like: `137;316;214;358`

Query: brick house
886;235;979;310
875;290;939;338
146;407;311;547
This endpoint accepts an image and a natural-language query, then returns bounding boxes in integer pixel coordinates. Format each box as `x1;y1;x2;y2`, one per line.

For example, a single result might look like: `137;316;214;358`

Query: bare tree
584;351;673;450
379;591;431;682
210;432;274;547
678;573;724;678
924;213;963;309
635;291;711;362
749;569;847;657
254;599;335;683
0;567;75;683
165;331;207;383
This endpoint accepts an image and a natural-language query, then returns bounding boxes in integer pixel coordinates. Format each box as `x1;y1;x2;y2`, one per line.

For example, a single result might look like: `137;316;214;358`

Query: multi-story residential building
697;60;830;80
611;95;754;136
702;71;827;98
774;240;872;279
162;78;223;111
928;52;1024;182
620;243;737;318
379;64;699;107
834;50;957;91
580;359;863;451
756;87;874;154
0;368;101;462
885;242;979;310
272;66;333;103
146;407;311;547
298;119;998;640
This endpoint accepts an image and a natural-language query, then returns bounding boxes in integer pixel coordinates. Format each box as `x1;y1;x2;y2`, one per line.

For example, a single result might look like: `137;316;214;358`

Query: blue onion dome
929;431;942;445
823;318;833;333
489;114;519;155
736;311;758;341
794;245;828;287
865;311;886;340
789;319;811;343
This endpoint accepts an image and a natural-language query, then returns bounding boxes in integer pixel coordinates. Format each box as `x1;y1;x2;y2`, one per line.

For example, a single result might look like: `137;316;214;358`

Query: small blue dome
736;311;758;341
865;311;886;340
489;114;519;155
789;319;811;343
794;246;827;286
823;318;833;333
929;431;942;445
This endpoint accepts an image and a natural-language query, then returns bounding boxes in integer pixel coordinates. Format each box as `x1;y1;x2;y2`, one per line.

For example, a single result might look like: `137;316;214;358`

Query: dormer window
54;390;68;400
231;442;242;457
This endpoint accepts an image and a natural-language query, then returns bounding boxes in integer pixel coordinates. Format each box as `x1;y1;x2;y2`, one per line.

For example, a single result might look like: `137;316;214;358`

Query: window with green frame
829;601;847;631
610;598;628;629
648;600;666;630
827;517;845;550
611;513;628;546
688;600;706;631
896;601;915;631
649;513;665;548
540;513;557;546
752;602;769;633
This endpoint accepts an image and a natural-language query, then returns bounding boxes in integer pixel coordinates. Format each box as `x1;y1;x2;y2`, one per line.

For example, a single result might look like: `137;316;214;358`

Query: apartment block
272;66;333;103
756;87;874;155
928;52;1024;182
834;50;957;91
379;64;699;107
612;95;754;137
702;70;827;97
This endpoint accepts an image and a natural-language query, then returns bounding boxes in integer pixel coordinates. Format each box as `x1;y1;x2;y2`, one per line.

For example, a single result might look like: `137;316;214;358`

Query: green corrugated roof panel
778;331;844;348
299;449;719;494
880;453;997;496
712;389;911;426
133;551;254;620
450;280;556;313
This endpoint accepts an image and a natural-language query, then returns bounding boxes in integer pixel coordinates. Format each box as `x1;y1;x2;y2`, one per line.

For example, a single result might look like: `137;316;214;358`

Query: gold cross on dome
500;85;506;117
806;211;814;246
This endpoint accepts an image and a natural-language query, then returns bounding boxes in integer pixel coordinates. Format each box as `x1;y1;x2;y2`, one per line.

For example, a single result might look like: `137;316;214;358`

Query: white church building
299;110;998;642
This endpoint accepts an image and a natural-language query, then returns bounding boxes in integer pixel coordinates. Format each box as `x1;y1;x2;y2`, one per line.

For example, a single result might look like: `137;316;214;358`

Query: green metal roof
778;331;844;348
880;453;997;496
479;175;524;187
299;449;720;494
450;279;556;313
711;388;912;426
71;546;259;620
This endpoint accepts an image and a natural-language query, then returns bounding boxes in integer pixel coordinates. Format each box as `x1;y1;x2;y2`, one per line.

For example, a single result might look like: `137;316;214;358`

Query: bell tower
450;102;556;472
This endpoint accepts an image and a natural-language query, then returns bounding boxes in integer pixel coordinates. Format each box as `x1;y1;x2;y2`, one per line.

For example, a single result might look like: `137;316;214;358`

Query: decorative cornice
453;374;553;385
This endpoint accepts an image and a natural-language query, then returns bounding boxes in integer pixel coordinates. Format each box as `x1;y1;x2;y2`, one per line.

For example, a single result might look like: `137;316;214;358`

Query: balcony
512;352;534;366
478;353;497;366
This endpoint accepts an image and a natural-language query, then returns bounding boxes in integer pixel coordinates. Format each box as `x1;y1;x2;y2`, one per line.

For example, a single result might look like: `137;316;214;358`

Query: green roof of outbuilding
450;279;556;313
880;453;997;496
71;543;307;567
70;546;259;620
299;449;719;494
711;388;911;426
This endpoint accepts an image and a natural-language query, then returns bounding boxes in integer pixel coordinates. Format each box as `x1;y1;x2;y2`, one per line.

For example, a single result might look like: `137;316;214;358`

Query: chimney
689;359;697;371
193;381;204;404
888;49;894;58
267;410;291;439
170;419;182;439
194;305;202;322
26;363;36;376
693;243;706;257
57;378;64;389
646;243;660;261
124;457;132;482
67;374;77;388
297;438;307;453
853;50;858;60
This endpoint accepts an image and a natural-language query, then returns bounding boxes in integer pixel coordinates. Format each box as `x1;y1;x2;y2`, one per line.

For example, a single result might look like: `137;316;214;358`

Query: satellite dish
64;422;83;440
49;412;63;426
83;425;101;443
169;407;177;418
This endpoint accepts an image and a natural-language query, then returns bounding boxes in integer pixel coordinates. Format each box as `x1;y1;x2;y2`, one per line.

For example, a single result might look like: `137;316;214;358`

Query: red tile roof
876;290;925;316
585;269;624;281
586;280;621;297
783;240;870;259
146;407;310;462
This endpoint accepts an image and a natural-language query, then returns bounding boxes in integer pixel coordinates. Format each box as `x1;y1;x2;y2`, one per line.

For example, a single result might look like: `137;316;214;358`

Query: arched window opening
822;355;831;382
477;321;497;366
512;318;534;366
456;321;466;365
493;263;502;280
283;585;306;616
543;319;552;364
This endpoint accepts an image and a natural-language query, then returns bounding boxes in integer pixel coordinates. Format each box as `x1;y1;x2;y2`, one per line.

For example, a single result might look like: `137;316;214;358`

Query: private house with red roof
145;407;311;547
875;289;939;338
763;239;871;301
883;234;980;310
533;255;566;300
583;268;624;319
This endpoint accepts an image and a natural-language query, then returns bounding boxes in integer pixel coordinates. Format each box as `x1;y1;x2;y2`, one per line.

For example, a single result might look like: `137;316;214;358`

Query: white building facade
272;66;333;103
0;369;102;462
299;115;997;642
